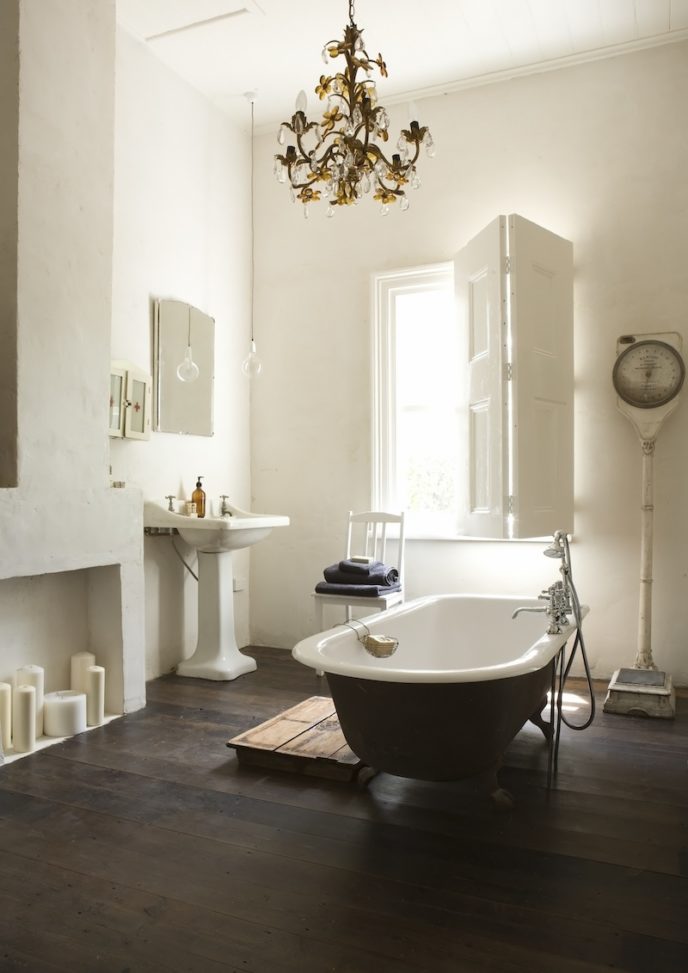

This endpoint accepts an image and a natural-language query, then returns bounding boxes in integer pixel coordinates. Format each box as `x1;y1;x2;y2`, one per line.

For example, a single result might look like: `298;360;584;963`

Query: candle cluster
0;653;106;761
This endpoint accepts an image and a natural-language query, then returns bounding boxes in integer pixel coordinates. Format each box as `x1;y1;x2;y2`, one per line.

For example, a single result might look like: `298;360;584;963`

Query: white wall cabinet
109;360;152;441
455;214;573;539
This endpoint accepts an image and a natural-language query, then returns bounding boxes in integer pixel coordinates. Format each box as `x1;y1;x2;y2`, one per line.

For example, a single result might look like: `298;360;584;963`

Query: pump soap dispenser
192;476;206;518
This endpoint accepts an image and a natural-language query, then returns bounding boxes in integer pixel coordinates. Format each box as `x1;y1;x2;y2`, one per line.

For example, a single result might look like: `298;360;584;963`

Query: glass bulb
241;339;262;378
177;345;200;383
295;89;308;113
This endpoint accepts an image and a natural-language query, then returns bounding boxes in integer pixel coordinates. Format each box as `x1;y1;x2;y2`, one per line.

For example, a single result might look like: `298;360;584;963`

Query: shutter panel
454;217;508;537
508;214;574;538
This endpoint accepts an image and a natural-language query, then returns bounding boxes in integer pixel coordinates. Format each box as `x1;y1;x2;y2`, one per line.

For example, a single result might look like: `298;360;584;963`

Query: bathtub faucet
512;580;572;635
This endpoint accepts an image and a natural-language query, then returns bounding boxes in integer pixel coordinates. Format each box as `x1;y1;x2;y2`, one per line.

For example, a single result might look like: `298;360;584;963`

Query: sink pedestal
176;550;256;681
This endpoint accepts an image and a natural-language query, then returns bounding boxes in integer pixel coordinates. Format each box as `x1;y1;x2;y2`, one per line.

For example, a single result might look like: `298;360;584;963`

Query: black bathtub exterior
327;663;553;782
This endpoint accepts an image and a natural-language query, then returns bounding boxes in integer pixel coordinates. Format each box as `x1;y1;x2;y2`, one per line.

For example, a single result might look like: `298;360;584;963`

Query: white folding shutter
454;217;508;538
508;214;573;538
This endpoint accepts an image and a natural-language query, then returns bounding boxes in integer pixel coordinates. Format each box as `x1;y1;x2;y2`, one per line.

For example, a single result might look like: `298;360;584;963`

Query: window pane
395;284;459;530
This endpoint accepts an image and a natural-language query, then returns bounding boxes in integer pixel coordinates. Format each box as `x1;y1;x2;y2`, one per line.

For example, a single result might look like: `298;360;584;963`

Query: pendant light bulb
241;339;262;378
177;308;200;382
177;345;200;383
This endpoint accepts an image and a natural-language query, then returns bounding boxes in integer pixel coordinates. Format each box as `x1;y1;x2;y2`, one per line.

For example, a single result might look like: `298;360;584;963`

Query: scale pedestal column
176;550;256;681
603;438;675;717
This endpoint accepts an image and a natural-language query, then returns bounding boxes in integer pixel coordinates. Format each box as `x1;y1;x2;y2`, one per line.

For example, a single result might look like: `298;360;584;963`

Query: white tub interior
293;594;583;683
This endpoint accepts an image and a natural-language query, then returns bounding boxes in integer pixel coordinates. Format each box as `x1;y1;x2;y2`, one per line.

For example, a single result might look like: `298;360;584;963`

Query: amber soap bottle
192;476;206;518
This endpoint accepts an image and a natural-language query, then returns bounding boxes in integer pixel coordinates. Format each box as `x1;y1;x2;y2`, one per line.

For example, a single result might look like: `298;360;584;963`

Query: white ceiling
116;0;688;129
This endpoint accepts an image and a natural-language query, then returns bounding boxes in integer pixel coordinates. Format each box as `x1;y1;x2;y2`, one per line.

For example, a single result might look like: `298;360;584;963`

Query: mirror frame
153;299;215;437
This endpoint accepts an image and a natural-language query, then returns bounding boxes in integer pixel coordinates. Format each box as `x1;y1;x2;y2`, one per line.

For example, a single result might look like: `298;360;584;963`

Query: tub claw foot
477;763;514;811
490;787;515;811
356;765;378;789
529;695;553;741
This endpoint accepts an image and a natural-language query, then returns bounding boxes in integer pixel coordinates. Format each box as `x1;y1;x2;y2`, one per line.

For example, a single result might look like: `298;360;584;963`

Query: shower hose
546;532;596;782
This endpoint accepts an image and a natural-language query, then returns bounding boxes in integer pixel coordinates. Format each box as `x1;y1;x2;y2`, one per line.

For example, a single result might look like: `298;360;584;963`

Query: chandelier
274;0;434;218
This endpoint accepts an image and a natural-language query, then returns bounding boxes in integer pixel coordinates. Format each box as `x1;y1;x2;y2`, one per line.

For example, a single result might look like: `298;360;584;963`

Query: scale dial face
612;340;685;409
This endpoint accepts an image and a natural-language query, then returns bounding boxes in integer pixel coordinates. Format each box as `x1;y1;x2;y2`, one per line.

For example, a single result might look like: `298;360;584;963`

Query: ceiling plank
599;0;638;44
563;0;604;52
497;0;541;61
670;0;688;29
635;0;671;35
527;0;575;59
117;0;248;40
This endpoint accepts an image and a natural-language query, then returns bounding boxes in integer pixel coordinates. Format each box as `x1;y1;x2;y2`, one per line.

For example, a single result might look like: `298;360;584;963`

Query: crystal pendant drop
400;196;410;212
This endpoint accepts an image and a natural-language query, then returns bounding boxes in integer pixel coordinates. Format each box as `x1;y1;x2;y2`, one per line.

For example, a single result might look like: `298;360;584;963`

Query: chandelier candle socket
274;0;434;217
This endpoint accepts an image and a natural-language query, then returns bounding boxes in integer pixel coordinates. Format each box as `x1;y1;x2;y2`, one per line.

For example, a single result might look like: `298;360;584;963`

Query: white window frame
372;262;456;536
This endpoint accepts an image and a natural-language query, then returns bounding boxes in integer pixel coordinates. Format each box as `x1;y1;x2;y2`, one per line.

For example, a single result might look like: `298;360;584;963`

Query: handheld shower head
543;530;567;559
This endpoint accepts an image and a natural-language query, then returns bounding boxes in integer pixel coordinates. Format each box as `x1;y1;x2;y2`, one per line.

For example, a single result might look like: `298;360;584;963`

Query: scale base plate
603;667;675;719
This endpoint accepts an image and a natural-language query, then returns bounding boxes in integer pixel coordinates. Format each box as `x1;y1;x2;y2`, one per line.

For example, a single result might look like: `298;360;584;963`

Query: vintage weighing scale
604;332;684;718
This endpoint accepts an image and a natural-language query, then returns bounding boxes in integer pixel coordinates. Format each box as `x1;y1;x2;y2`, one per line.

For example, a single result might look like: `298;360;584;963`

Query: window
373;264;462;537
373;216;574;540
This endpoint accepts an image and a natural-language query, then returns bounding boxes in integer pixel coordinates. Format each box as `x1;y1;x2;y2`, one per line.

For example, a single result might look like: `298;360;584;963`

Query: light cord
250;97;255;344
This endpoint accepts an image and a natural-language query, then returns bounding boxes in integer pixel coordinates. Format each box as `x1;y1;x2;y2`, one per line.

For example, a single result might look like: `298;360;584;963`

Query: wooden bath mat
226;696;363;781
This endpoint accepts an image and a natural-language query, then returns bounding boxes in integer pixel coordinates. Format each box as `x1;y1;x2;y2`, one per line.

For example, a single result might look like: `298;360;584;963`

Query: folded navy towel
336;558;383;575
315;581;402;597
323;561;399;586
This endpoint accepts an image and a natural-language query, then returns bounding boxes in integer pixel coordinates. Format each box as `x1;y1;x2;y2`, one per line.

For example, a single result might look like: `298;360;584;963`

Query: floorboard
0;646;686;972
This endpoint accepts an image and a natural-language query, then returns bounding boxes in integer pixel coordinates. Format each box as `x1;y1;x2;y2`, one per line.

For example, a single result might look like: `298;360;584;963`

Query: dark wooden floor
0;647;686;973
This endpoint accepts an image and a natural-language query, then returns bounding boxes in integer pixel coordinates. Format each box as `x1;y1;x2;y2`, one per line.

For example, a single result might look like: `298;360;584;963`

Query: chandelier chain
348;0;355;26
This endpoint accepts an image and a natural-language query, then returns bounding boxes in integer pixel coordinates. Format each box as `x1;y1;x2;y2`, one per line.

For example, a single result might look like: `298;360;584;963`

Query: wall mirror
153;299;214;436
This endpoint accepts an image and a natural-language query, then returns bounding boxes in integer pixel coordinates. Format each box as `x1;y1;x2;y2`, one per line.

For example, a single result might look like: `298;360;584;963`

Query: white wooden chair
313;510;405;632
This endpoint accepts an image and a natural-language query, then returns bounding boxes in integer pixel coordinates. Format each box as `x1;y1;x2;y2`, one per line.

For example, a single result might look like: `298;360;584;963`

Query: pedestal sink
144;501;289;680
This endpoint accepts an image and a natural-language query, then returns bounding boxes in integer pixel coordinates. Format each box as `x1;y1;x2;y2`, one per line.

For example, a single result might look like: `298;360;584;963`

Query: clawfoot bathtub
293;594;582;807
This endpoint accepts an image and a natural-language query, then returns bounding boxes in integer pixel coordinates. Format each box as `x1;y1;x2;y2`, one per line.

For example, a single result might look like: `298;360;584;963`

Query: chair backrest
345;511;405;586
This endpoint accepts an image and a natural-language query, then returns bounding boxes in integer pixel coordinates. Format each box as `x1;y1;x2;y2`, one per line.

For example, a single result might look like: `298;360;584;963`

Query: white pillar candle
70;651;96;693
85;665;105;727
13;685;36;753
15;664;45;738
43;690;87;737
0;682;12;751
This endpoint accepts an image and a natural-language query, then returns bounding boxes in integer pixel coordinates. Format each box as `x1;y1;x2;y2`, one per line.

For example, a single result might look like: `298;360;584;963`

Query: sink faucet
512;580;572;635
219;495;232;516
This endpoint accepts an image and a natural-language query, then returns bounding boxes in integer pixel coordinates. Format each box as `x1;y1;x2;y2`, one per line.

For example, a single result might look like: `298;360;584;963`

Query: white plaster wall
250;41;688;686
111;30;252;678
0;0;19;487
0;0;145;714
